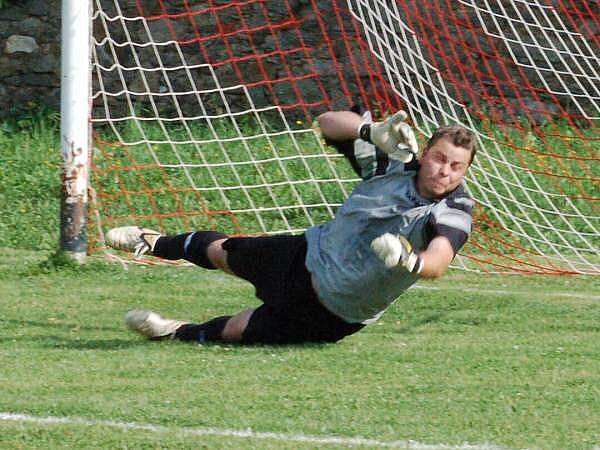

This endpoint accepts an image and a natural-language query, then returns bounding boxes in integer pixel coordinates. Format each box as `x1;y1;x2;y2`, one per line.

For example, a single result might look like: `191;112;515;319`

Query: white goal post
59;0;92;263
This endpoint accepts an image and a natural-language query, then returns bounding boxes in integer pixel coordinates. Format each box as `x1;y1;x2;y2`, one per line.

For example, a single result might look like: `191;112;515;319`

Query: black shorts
222;235;364;344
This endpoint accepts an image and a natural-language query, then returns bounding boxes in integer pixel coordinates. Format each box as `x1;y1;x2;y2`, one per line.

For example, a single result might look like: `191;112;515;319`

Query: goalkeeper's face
417;137;471;200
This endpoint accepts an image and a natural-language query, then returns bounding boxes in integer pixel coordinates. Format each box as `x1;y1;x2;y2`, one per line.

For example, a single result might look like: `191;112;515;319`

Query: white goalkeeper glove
357;110;418;163
370;233;423;274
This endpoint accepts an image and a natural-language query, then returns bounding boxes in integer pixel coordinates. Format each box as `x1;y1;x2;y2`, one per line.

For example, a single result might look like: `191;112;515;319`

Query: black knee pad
184;231;228;268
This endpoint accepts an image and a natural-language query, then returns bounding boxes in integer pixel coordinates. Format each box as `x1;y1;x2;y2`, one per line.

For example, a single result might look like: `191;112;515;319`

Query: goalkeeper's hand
370;233;423;274
358;110;418;163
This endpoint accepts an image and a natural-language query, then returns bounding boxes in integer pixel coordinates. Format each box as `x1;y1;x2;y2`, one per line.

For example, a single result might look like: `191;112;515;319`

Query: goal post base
59;200;87;264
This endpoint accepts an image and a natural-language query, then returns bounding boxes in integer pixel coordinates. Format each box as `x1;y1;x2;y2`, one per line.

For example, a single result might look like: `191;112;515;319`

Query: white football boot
106;226;162;258
124;309;189;340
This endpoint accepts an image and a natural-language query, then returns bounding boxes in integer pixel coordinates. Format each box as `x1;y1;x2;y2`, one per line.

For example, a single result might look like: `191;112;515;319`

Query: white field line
411;285;600;300
0;412;509;449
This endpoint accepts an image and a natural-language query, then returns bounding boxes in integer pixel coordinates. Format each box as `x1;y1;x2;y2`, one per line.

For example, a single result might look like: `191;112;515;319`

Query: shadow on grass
41;335;146;350
0;333;147;350
2;318;147;350
4;316;341;350
394;313;444;333
6;318;119;332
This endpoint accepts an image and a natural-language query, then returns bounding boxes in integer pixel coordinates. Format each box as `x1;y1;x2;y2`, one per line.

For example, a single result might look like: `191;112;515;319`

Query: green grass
0;110;597;257
0;111;61;252
91;114;600;235
91;115;357;237
1;110;598;448
0;248;599;449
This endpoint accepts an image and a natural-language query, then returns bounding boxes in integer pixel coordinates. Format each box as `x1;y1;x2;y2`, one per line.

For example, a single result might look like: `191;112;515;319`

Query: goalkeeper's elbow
417;261;447;279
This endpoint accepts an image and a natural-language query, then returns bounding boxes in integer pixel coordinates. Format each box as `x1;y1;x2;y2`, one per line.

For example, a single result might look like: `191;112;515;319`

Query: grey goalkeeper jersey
305;138;474;324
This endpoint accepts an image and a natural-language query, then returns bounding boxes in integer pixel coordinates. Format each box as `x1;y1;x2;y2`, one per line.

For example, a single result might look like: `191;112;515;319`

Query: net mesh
90;0;599;274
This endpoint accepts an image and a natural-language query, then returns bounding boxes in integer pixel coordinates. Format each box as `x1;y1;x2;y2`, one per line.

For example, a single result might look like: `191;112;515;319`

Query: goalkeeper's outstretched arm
317;111;375;179
317;111;364;141
318;110;418;162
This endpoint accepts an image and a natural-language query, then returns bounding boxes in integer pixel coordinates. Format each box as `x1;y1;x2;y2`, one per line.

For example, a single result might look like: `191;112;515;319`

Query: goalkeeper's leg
106;226;231;270
124;308;241;343
152;231;230;271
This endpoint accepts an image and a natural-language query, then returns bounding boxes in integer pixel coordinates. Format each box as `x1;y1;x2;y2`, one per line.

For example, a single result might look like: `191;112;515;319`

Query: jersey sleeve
322;107;419;179
431;191;475;254
324;137;391;179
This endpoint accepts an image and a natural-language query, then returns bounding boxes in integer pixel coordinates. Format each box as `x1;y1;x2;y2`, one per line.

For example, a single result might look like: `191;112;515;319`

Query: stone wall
0;1;61;118
0;1;597;121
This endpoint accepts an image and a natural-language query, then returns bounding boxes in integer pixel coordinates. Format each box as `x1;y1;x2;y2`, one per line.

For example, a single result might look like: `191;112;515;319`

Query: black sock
152;233;189;260
174;316;232;343
152;231;228;269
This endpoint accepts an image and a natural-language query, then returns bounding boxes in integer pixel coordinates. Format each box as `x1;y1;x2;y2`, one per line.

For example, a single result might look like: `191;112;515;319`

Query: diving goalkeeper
106;109;477;345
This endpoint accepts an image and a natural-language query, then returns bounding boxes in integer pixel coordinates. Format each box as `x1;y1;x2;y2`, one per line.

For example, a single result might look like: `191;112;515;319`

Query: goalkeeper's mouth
431;180;449;191
428;179;459;198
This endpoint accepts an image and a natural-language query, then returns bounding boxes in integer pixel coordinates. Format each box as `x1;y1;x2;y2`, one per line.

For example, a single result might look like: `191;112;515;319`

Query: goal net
89;0;599;274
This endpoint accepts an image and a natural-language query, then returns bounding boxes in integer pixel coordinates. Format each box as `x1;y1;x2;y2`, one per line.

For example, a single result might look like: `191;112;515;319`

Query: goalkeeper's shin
153;231;228;269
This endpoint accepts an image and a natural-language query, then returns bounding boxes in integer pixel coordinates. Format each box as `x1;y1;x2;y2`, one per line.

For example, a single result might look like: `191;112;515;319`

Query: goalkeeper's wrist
412;255;424;275
357;122;371;143
406;253;424;275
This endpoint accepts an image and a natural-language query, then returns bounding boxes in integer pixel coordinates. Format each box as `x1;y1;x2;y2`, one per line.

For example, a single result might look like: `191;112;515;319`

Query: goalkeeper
107;109;476;345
